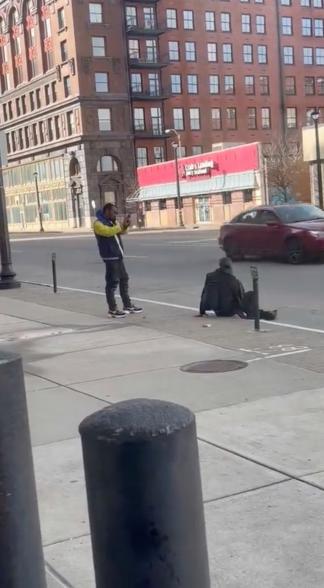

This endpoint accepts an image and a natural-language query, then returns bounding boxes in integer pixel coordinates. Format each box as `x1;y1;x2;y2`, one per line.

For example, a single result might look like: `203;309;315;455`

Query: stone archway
97;154;123;210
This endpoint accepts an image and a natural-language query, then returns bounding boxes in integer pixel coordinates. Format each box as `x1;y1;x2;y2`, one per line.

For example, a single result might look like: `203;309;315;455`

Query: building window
131;73;142;93
98;108;112;131
318;77;324;94
173;108;184;130
185;42;196;61
209;75;219;94
259;76;269;95
159;199;167;211
223;44;233;63
223;192;232;205
283;46;294;64
226;107;237;130
16;97;20;117
303;47;313;64
168;41;179;61
54;116;60;139
136;147;148;167
247;107;257;130
205;12;215;32
92;36;105;57
171;74;182;94
143;7;155;30
261;107;271;129
52;82;57;102
183;10;194;30
221;13;231;32
245;75;255;94
286;107;297;128
60;40;68;62
133;107;145;130
243;44;253;63
224;75;235;94
57;7;65;30
244;190;253;203
285;76;296;95
63;76;71;97
304;76;315;94
67;111;75;135
302;18;312;36
148;72;160;96
187;74;198;94
211;108;221;130
316;48;324;65
22;95;27;113
282;16;293;35
192;146;203;155
207;43;217;62
48;119;53;141
241;14;251;33
89;3;103;24
151;107;163;135
256;15;266;34
189;108;200;130
154;146;164;163
258;45;267;64
95;72;109;92
314;19;324;37
166;8;177;29
128;39;139;59
36;89;41;108
125;6;137;27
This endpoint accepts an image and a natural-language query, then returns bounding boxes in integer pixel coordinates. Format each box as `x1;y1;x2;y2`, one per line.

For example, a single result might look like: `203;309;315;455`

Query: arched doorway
97;154;122;209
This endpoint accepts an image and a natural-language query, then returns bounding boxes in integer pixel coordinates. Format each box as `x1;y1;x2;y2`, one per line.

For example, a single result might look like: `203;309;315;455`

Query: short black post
0;352;46;587
251;265;260;331
79;399;210;588
51;252;57;293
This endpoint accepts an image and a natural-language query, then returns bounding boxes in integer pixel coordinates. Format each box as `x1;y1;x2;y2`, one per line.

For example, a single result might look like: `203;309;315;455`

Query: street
12;229;324;332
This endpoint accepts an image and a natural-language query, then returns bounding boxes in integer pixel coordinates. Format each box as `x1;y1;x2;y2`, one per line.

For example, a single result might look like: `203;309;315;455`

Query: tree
264;141;309;204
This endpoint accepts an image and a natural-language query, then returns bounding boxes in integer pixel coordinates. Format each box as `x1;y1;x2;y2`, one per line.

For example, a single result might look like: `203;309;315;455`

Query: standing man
94;203;143;318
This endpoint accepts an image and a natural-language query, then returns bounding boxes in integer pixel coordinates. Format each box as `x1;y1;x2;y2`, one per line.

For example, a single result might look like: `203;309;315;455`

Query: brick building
0;0;323;231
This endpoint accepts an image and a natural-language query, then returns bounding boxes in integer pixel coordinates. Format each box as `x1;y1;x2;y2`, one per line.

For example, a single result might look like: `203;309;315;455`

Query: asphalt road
11;229;324;331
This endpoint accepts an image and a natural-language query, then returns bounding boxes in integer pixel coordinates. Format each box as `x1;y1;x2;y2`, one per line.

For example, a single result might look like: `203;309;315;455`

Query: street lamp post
311;109;324;210
165;128;184;227
33;171;44;232
0;150;20;289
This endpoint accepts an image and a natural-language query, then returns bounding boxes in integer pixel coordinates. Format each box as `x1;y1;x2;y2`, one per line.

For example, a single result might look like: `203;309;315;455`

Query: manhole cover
181;359;248;374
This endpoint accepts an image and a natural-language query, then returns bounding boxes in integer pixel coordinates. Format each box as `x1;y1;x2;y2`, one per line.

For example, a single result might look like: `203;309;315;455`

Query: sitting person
199;257;277;321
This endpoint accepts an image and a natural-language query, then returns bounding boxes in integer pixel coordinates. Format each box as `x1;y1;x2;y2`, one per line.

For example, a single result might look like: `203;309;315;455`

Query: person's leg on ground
119;261;143;314
105;261;126;318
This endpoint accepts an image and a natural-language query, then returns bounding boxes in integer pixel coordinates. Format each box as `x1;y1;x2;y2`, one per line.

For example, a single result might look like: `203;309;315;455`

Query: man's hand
121;215;131;231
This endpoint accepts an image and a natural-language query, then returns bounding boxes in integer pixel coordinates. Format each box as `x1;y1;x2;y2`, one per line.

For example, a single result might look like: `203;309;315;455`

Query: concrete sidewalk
1;290;324;587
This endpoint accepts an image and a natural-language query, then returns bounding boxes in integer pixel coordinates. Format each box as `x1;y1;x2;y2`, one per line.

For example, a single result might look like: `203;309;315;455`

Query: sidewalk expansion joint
203;479;290;505
198;436;324;494
46;563;75;588
44;532;90;549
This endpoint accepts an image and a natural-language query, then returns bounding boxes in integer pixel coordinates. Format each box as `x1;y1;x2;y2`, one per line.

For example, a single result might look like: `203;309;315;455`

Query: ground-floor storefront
135;143;265;229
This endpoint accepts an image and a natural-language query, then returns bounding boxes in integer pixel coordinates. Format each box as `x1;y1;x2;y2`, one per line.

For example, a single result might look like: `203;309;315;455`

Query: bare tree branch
264;141;308;201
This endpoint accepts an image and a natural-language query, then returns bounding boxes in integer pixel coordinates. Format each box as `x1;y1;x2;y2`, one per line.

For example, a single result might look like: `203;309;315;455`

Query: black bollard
0;351;46;587
79;399;210;588
51;252;57;293
251;265;260;331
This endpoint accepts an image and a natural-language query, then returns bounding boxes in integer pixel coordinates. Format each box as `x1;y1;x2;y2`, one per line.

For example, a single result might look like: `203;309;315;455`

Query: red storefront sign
137;143;260;188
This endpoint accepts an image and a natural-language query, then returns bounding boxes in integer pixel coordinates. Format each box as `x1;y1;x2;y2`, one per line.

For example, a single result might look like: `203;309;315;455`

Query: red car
219;204;324;264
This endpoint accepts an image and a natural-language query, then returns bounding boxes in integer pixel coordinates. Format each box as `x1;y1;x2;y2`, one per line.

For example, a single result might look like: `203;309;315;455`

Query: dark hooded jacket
199;262;245;316
93;210;125;261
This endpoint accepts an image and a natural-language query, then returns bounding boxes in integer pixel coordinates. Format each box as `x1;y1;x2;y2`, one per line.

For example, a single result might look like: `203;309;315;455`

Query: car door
253;210;283;256
231;209;260;254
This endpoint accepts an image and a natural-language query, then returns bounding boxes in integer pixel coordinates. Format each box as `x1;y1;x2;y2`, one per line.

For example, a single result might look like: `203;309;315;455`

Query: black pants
105;260;132;312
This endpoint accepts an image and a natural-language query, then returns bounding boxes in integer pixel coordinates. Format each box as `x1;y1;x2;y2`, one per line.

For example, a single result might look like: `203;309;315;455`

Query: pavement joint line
197;436;324;494
45;563;75;588
203;478;290;505
33;434;78;449
44;532;90;550
17;280;324;335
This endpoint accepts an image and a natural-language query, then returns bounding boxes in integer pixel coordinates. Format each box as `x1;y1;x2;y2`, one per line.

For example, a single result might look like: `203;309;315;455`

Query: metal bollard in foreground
250;265;260;331
0;352;46;588
79;399;210;588
51;252;57;293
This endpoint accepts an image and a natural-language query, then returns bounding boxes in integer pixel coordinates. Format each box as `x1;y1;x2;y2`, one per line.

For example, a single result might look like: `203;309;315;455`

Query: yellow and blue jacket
93;210;127;261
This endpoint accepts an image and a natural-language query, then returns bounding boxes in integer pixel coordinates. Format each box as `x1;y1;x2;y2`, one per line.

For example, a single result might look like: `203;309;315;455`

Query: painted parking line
20;280;324;335
247;348;311;363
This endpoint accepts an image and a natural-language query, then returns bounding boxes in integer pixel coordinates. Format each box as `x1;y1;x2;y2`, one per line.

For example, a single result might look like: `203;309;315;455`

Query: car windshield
275;205;324;224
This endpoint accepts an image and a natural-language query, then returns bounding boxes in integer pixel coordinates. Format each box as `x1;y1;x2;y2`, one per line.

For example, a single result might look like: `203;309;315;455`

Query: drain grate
181;359;248;374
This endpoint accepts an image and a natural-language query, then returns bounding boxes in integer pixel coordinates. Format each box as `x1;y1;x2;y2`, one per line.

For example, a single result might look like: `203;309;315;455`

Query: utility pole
311;109;324;210
165;128;184;227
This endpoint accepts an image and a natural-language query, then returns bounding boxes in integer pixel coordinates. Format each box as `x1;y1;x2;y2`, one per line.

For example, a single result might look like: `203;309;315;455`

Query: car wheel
224;238;243;261
285;238;303;264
